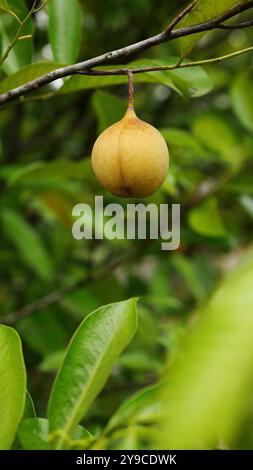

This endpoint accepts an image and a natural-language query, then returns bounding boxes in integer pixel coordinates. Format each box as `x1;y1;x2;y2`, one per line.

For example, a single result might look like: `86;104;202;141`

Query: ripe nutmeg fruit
91;72;169;198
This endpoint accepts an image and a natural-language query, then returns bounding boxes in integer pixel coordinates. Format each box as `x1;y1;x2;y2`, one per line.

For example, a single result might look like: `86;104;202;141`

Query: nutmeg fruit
91;107;169;198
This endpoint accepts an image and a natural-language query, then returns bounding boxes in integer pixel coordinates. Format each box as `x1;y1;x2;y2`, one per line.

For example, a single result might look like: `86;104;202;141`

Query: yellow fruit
91;108;169;198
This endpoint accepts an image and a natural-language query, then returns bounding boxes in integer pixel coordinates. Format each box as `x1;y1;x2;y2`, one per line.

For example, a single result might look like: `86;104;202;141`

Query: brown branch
217;18;253;29
0;1;253;105
164;0;199;35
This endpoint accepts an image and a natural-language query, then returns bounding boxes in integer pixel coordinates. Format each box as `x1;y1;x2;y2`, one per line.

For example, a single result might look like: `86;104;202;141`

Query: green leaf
178;0;243;55
107;384;162;434
172;253;207;302
158;254;253;449
18;417;92;450
0;325;26;449
0;0;33;74
48;298;138;449
18;418;49;450
192;113;240;165
1;209;54;282
48;0;82;63
23;391;36;419
0;62;62;93
161;127;207;160
17;308;71;356
231;71;253;132
0;0;10;12
59;58;212;98
92;90;126;133
188;198;227;238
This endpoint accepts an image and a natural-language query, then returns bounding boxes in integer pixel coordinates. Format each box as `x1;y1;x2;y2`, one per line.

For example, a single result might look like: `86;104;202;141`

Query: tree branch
217;18;253;29
0;1;253;105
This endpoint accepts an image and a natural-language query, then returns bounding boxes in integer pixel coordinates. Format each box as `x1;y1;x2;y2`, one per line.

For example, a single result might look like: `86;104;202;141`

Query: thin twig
217;19;253;29
77;46;253;76
0;0;43;65
0;1;253;105
164;0;199;35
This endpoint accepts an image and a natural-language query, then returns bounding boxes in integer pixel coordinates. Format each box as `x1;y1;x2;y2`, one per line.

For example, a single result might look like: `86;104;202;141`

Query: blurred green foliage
1;0;253;450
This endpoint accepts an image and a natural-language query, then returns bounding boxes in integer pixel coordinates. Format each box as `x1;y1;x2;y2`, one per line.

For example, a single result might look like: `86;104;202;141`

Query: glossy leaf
18;418;49;450
231;71;253;132
48;299;138;449
158;254;253;449
0;325;26;450
1;209;54;281
0;0;33;74
178;0;243;55
188;198;227;238
48;0;82;63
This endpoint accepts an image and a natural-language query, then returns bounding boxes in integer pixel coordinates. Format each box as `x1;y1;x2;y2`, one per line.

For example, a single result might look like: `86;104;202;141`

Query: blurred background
1;0;253;449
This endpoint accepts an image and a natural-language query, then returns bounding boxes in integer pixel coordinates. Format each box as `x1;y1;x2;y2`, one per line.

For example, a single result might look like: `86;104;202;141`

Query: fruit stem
127;70;135;110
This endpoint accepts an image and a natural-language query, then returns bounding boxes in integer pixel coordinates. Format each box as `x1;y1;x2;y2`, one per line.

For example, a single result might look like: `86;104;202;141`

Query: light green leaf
179;0;243;55
92;90;126;133
158;253;253;449
0;0;33;74
188;198;227;238
1;209;54;281
0;325;26;450
18;418;49;450
48;0;82;63
231;71;253;132
48;298;138;449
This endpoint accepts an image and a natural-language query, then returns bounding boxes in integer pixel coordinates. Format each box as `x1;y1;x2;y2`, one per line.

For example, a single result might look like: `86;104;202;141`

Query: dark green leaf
48;0;82;63
92;90;126;133
1;209;54;281
231;71;253;132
